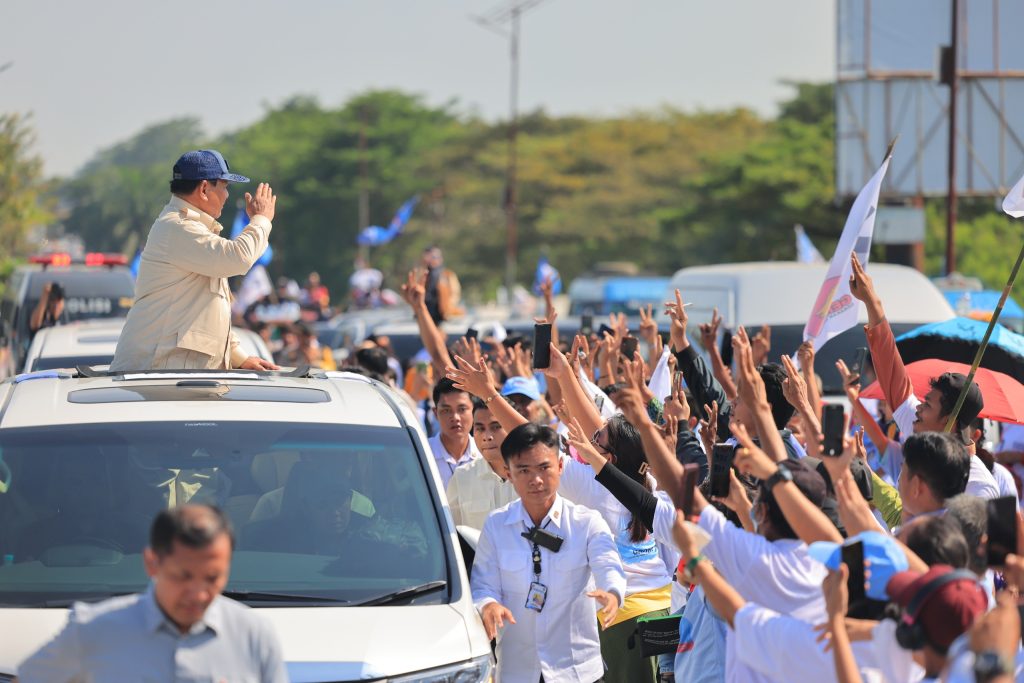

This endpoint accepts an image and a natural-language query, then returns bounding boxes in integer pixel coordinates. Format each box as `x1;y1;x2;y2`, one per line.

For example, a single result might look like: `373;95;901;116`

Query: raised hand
447;355;499;400
822;564;850;621
659;413;680;452
780;354;810;411
638;304;658;343
566;417;608;469
751;325;771;366
713;468;753;520
699;307;722;353
664;288;689;352
400;269;426;308
699;400;720;457
732;327;768;410
244;182;277;221
664;373;691;423
731;421;778;480
848;254;876;304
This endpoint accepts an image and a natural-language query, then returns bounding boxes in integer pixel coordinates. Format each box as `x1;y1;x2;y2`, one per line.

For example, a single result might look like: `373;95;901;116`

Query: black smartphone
532;323;552;369
710;444;735;498
986;495;1018;566
720;329;734;367
849;346;868;383
675;463;700;519
465;327;478;341
620;336;639;360
597;323;614;339
842;541;867;607
822;404;845;457
580;314;594;337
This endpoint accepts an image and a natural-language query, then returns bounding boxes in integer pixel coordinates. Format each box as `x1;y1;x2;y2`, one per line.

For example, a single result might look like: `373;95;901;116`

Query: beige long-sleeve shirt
110;196;271;371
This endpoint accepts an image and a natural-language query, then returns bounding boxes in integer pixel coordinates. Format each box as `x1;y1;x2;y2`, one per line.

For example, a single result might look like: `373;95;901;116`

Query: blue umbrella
895;316;1024;384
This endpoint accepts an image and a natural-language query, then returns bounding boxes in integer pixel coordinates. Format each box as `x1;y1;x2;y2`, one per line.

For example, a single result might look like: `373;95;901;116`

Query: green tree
61;118;202;253
0;112;52;257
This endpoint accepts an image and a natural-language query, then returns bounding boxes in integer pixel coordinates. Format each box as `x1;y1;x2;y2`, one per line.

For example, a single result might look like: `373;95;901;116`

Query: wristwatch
974;650;1013;682
764;463;793;491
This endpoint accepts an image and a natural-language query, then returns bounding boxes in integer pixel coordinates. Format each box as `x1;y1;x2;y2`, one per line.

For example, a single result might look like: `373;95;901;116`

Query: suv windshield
26;270;134;323
0;421;447;607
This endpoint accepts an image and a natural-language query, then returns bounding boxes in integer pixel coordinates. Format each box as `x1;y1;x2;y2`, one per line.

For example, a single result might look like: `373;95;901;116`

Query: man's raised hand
664;288;689;352
244;182;277;222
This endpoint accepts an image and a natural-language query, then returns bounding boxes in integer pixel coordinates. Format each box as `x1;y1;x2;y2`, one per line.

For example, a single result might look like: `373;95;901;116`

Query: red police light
29;253;72;267
85;253;128;266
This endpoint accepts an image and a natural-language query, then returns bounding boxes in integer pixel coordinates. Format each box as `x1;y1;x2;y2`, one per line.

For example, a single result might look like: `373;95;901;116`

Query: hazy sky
3;0;835;177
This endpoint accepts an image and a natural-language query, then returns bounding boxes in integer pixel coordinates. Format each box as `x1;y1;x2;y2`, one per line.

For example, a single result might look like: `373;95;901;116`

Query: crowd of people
20;149;1024;682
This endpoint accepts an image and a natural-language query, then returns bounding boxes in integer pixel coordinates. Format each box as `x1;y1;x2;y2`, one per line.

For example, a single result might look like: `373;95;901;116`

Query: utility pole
943;0;961;275
358;106;370;263
472;0;549;301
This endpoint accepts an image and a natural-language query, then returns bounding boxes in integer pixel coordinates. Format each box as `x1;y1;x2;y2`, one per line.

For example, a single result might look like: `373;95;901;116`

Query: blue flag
231;208;273;267
130;248;142;280
532;256;562;295
357;196;420;246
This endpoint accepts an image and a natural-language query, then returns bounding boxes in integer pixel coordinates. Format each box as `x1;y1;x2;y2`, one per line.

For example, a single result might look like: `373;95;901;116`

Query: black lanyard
523;518;552;581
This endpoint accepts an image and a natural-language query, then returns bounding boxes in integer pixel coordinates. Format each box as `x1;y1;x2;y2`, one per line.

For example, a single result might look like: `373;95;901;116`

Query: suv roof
0;369;404;429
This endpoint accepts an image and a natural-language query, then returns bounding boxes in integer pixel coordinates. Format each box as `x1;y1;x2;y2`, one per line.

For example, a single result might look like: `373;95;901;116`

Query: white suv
0;368;491;682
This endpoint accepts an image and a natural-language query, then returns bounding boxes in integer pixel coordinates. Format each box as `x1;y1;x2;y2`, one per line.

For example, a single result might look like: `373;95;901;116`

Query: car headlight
387;655;493;683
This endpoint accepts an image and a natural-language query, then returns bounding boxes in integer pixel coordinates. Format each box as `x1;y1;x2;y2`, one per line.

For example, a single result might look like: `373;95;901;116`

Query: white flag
647;347;673;404
1002;173;1024;218
803;153;892;350
232;265;273;316
794;225;825;263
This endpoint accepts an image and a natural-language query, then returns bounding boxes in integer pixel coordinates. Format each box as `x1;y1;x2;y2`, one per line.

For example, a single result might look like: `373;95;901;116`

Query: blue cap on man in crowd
501;376;541;402
172;149;250;183
808;530;909;601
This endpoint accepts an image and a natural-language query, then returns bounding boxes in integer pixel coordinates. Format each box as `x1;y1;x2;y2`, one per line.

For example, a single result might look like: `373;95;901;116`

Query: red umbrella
860;359;1024;425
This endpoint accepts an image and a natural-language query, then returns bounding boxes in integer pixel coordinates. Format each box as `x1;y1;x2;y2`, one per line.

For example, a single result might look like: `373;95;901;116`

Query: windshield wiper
351;580;447;607
26;593;137;608
220;590;349;604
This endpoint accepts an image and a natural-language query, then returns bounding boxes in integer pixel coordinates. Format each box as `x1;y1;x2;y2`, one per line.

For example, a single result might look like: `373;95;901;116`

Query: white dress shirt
471;495;626;683
428;433;480;490
445;456;518;530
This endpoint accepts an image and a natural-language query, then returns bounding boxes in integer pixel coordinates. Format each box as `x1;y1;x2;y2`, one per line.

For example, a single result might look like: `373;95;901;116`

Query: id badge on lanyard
524;523;549;612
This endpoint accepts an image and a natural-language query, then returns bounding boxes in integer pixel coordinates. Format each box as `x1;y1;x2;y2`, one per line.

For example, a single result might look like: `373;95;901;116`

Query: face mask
748;506;759;534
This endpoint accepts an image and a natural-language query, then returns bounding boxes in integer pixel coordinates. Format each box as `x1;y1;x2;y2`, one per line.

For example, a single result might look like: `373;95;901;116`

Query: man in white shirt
428;378;481;489
471;423;626;683
896;432;971;525
446;398;517;530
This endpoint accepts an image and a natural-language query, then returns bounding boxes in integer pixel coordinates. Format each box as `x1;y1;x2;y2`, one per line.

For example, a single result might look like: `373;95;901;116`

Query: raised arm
546;339;603;436
849;254;914;410
673;510;745;627
446;355;527;433
797;341;823;423
402;270;453;374
733;328;788;462
781;353;823;447
732;421;843;544
666;289;729;422
700;308;739;402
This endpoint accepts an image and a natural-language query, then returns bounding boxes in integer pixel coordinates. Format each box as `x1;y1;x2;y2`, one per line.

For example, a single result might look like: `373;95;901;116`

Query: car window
0;421;447;606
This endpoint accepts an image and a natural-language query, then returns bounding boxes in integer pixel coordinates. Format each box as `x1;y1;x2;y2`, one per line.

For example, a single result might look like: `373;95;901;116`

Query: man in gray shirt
18;504;287;682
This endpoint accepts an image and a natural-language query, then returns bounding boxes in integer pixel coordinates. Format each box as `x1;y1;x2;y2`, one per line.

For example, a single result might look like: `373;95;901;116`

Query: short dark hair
355;346;389;377
432;376;469;406
500;423;558;463
901;515;969;569
757;458;827;540
759;363;795;429
169;178;217;195
944;494;988;575
149;504;234;557
902;432;970;503
471;396;490;416
930;373;977;440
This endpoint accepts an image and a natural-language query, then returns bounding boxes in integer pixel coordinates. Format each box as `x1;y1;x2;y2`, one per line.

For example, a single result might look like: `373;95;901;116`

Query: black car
0;254;134;376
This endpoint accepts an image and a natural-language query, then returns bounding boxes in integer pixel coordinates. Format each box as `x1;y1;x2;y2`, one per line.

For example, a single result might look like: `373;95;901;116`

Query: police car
0;366;492;682
21;318;275;373
0;253;135;377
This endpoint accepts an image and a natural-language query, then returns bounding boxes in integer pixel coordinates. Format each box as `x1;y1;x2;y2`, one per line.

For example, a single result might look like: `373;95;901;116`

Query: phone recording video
710;444;735;498
822;404;845;457
532;323;553;369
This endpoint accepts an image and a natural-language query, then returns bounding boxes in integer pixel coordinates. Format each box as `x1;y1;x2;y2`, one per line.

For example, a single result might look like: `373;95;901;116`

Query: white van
666;261;955;393
0;368;492;682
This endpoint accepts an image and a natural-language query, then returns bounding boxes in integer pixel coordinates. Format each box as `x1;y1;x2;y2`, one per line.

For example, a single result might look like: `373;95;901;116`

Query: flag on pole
647;347;673;403
794;225;825;263
357;196;420;246
532;255;562;296
231;207;273;267
803;150;894;350
1003;173;1024;217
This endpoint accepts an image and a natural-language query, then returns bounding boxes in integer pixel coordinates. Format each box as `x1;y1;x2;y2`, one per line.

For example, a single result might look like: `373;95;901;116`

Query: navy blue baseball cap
172;149;250;183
